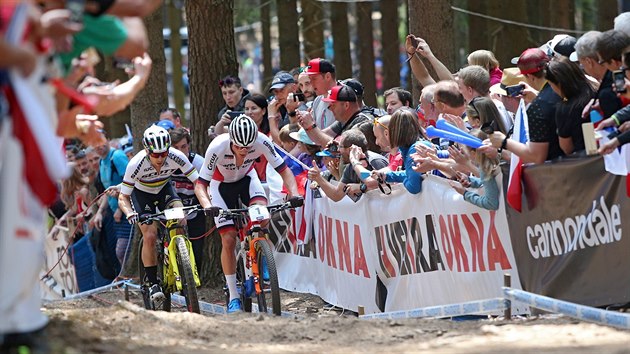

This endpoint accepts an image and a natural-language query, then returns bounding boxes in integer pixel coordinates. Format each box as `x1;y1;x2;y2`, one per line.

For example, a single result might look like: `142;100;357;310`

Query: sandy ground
40;286;630;354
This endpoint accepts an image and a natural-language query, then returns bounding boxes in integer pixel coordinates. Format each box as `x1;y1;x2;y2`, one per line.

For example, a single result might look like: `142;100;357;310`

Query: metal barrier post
504;273;511;320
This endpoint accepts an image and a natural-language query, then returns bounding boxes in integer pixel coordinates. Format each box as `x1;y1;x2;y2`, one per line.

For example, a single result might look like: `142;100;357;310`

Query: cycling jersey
171;151;204;206
121;149;198;195
198;133;287;184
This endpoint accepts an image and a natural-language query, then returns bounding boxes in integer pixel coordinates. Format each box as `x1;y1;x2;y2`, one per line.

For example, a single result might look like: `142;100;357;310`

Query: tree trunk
167;0;186;117
186;0;237;286
330;2;352;79
277;0;300;69
467;0;488;52
486;0;529;71
550;0;575;33
380;0;400;92
356;2;376;107
122;6;168;278
408;0;454;102
261;0;273;87
301;0;324;60
598;0;619;30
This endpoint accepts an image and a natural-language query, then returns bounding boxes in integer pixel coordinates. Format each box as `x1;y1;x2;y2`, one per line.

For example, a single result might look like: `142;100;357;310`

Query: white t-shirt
310;95;337;129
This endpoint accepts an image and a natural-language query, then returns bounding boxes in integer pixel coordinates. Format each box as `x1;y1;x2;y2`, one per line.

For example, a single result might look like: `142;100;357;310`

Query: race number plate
164;207;185;220
248;205;270;222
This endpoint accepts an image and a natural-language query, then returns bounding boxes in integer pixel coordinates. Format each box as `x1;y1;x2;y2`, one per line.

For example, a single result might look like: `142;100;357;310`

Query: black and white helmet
228;114;258;147
143;125;171;153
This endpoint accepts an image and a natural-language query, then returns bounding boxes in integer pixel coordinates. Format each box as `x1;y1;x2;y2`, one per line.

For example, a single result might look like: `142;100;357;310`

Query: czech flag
507;99;529;212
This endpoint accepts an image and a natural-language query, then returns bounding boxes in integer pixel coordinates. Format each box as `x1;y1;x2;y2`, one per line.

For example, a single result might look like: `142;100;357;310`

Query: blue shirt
99;148;129;211
463;171;500;211
385;141;425;194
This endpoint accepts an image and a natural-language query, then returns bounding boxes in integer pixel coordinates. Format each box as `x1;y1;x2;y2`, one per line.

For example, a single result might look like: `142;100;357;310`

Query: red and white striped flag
506;99;529;212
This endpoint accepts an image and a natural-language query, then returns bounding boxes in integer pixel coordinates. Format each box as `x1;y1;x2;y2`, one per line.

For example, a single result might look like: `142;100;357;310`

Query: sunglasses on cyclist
149;151;169;158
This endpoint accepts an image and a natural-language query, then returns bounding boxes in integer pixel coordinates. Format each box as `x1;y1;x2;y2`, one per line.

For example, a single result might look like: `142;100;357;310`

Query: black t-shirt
330;110;371;138
527;83;563;160
555;91;591;153
598;71;623;119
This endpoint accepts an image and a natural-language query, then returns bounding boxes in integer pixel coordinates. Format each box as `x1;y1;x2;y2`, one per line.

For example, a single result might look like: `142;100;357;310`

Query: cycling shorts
209;170;267;234
131;184;182;219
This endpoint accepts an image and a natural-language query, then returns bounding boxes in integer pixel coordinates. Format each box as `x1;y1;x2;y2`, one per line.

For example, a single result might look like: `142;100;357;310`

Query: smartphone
612;70;627;93
227;111;244;119
66;0;85;24
505;84;525;97
294;92;306;102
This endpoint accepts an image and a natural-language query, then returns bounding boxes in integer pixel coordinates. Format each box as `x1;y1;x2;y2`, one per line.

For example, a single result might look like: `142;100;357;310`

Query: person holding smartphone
214;75;250;134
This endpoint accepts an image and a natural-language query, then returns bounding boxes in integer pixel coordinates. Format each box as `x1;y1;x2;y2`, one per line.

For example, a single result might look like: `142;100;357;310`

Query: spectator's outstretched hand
307;160;323;183
517;81;538;104
414;37;434;58
443;113;467;131
596;117;617;131
488;131;507;149
619;121;630;133
75;114;106;146
598;138;620;155
477;143;499;159
448;180;466;195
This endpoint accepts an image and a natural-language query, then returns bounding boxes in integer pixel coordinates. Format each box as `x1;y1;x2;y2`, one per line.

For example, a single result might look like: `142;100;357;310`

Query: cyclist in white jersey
194;115;299;313
118;125;199;301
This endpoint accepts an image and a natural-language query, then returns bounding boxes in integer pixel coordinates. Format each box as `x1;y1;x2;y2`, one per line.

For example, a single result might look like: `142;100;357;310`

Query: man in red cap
296;58;337;133
489;48;563;164
296;84;371;147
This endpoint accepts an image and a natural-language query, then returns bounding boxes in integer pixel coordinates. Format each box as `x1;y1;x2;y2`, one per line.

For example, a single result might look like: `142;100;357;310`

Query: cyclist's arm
278;167;300;197
194;179;212;209
118;192;134;218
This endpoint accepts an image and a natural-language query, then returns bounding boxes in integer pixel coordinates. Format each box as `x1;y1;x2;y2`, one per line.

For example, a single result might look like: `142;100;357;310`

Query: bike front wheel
174;237;200;313
255;240;281;316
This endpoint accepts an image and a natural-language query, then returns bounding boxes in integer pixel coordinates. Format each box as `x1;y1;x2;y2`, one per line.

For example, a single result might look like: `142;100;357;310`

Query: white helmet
228;114;258;147
143;125;171;153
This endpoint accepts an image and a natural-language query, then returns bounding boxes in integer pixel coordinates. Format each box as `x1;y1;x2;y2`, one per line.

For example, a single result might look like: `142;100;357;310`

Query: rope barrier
451;6;587;35
41;191;108;281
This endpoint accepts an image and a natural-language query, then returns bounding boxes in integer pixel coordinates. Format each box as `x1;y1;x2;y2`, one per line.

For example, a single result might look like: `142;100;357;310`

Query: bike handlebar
139;205;202;224
215;196;304;221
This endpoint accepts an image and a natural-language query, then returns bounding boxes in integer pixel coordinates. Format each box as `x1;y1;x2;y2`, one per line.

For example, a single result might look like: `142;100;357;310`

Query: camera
227;111;244;119
505;84;525;97
612;70;627;93
66;0;85;24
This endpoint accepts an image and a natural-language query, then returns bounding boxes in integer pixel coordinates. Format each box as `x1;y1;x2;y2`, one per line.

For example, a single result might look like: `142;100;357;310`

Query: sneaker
227;298;242;313
261;256;270;281
149;284;165;302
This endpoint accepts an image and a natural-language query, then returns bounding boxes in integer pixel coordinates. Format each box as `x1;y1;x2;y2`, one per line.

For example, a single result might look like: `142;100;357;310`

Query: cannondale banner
269;175;525;314
505;156;630;307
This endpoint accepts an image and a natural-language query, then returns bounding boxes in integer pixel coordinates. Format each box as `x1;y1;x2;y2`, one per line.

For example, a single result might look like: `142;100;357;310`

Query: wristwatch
359;183;368;193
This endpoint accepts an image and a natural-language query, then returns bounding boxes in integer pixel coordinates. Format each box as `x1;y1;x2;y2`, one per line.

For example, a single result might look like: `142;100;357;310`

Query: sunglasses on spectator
218;76;241;87
150;151;168;158
373;117;388;130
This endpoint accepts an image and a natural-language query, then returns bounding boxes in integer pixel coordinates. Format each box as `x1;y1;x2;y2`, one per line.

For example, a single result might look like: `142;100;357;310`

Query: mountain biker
118;125;199;302
194;114;299;313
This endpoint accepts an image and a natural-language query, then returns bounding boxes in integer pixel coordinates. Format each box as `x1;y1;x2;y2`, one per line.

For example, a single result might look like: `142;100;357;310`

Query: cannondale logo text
526;196;621;259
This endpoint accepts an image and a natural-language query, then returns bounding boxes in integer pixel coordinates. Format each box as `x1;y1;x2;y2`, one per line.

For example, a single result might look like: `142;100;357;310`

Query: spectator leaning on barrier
490;48;562;164
297;84;370;147
449;129;500;211
545;56;594;155
573;31;623;119
372;115;404;171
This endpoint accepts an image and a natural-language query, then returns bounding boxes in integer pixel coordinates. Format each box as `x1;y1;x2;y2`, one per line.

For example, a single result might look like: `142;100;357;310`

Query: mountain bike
137;205;202;313
219;197;303;316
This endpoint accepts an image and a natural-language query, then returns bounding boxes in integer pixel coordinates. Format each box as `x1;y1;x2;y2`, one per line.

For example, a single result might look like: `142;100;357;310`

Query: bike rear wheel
138;235;171;311
174;237;200;313
255;240;281;316
235;252;253;312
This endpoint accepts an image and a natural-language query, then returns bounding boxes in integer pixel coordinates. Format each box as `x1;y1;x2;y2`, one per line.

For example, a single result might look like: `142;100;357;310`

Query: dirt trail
41;287;630;353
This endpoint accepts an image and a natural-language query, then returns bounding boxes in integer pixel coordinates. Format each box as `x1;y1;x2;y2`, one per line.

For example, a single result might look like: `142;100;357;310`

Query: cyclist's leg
164;184;185;227
131;189;161;286
212;180;241;304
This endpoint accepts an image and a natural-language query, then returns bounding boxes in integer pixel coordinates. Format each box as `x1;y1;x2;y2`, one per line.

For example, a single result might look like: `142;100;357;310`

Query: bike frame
238;218;270;296
161;219;201;291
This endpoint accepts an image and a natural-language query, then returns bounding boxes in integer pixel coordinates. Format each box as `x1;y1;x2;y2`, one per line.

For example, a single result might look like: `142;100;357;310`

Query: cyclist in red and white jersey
118;125;199;302
194;115;299;313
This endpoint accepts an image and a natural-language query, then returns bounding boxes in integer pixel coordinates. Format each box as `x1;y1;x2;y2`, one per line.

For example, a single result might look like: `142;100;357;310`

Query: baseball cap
322;85;357;103
289;128;317;146
511;48;550;75
489;68;525;96
269;71;296;92
543;34;578;61
304;58;336;75
338;78;364;98
156;120;176;130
